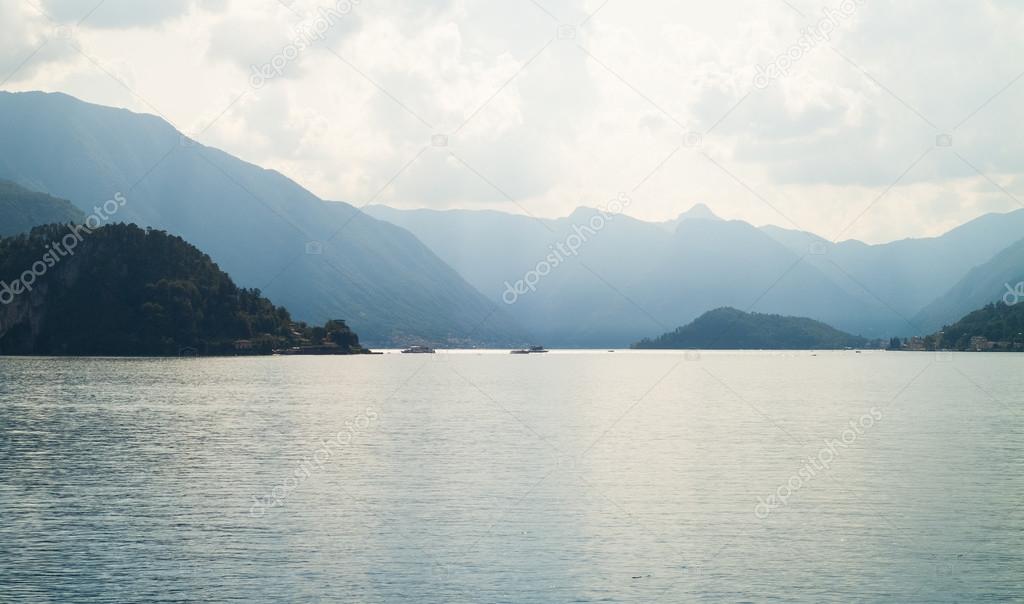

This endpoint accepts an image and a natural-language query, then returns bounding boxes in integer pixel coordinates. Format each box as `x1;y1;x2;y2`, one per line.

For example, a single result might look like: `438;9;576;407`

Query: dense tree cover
929;302;1024;350
0;223;365;356
632;307;870;350
0;180;84;237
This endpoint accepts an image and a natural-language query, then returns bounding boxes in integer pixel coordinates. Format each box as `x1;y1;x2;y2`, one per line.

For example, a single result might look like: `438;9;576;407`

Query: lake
1;351;1022;602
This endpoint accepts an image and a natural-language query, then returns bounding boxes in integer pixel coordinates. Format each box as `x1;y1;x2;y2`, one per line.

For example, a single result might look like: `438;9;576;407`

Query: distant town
889;334;1024;352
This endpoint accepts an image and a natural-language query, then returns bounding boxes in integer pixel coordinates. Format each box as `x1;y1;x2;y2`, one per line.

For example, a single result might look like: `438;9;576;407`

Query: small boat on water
401;345;436;354
511;345;548;354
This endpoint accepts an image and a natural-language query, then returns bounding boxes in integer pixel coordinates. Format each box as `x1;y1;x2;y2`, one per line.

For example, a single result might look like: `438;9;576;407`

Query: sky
2;0;1023;244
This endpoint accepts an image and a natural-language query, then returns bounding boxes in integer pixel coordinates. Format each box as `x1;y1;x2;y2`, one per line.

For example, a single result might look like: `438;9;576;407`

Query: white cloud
0;2;77;85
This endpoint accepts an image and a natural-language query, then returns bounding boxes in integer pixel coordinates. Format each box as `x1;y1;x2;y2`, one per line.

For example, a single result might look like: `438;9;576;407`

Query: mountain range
762;213;1024;330
0;91;525;347
2;90;1021;349
365;203;1024;346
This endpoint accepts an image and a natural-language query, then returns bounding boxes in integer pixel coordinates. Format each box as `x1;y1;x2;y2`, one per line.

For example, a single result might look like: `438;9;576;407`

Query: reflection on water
1;351;1022;602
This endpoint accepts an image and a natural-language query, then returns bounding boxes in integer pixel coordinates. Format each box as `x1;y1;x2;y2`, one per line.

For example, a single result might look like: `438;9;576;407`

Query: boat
510;345;549;354
401;345;436;354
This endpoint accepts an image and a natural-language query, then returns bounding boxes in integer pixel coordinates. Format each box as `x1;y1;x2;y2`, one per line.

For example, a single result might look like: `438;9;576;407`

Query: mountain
913;237;1024;332
0;223;367;356
677;202;720;221
762;209;1024;330
0;179;84;237
632;307;869;349
365;204;907;346
0;91;525;347
656;202;722;232
929;301;1024;351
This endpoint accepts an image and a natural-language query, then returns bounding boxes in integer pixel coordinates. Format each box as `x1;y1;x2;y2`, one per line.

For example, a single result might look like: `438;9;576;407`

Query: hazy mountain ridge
365;205;972;345
0;180;85;237
368;203;1024;346
914;237;1024;332
761;210;1024;325
0;91;527;347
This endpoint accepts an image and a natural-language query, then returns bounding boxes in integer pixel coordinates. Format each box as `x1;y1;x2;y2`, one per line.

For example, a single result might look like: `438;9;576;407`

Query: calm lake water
1;351;1022;602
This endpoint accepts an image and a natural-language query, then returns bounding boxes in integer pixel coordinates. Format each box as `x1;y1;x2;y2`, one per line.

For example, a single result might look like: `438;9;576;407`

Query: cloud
0;2;78;85
205;1;362;81
3;0;1024;243
39;0;224;28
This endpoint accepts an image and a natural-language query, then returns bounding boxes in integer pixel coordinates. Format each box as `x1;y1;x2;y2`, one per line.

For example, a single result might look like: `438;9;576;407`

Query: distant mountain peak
677;203;720;221
568;206;598;219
